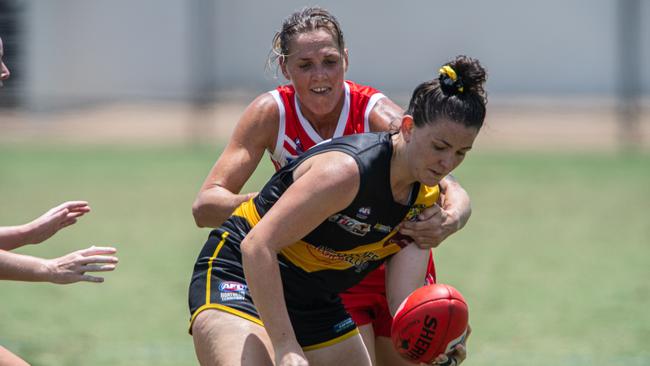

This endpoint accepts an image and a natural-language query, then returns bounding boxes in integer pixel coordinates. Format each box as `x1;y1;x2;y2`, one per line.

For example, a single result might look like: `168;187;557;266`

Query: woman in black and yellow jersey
188;55;488;366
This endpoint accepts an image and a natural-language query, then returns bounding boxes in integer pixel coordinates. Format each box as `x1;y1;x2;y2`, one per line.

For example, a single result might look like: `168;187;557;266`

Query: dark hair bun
444;55;487;99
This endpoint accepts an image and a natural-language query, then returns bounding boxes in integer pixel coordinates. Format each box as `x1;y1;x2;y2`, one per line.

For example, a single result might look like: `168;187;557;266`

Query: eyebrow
437;138;473;151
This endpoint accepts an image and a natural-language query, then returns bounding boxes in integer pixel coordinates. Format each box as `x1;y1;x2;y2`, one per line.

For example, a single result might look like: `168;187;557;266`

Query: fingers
78;263;117;272
56;201;90;211
79;246;118;256
430;353;457;366
46;201;89;216
79;255;119;265
417;204;442;221
399;219;447;249
453;344;467;362
52;246;118;284
79;274;105;283
430;343;467;366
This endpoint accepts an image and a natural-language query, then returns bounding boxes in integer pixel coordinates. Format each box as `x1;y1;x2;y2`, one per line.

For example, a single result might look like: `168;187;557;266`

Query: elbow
192;200;208;228
240;238;261;265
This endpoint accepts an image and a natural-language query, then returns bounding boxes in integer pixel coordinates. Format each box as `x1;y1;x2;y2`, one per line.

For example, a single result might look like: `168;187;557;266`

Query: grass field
0;144;648;366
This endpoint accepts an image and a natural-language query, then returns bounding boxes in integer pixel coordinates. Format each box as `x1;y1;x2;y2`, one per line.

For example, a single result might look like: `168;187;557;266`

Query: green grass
0;145;648;365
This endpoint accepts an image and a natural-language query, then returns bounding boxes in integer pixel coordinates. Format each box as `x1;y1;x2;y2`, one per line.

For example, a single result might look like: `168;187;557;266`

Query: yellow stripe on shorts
206;231;229;304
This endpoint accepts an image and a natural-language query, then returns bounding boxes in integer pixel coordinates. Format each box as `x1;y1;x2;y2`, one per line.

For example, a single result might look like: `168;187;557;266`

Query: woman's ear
279;56;290;80
401;115;415;142
343;48;349;73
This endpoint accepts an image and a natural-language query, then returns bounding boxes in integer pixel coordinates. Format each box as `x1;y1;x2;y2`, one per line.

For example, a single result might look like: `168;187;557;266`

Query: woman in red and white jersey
191;7;471;366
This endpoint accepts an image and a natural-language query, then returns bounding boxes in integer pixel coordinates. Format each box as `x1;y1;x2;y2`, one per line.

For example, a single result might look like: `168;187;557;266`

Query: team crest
405;204;427;222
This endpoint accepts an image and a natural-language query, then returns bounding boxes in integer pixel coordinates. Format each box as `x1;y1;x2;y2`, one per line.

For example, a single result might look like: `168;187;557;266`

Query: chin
419;177;441;187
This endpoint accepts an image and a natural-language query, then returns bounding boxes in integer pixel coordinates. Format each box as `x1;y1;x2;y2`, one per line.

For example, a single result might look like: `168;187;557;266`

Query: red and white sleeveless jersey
267;80;385;170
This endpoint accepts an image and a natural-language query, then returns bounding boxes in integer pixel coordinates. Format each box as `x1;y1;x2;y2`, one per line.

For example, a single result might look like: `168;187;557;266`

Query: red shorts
341;253;436;337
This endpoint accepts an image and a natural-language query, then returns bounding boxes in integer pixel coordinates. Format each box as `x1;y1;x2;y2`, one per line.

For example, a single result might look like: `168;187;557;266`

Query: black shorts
188;225;359;350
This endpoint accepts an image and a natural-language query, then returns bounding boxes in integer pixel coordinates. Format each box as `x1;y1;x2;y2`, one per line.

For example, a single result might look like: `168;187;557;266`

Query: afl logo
356;206;371;219
219;282;247;292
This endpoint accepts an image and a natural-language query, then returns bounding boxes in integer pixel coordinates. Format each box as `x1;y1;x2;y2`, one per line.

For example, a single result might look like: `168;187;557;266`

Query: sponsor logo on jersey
328;213;371;236
356;206;371;219
373;223;392;233
314;245;380;273
219;282;247;292
219;281;247;302
333;317;356;333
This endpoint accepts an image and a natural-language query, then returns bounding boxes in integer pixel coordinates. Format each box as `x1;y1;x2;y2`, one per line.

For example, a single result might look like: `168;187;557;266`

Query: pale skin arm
0;246;118;283
0;346;29;366
241;152;360;366
369;98;472;248
0;201;91;251
192;93;279;228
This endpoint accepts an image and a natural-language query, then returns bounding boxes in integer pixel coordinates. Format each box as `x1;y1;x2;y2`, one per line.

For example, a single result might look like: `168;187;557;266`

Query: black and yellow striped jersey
224;132;439;296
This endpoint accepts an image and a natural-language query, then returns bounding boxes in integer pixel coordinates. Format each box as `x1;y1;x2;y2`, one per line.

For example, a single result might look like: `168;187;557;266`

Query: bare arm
0;201;90;251
0;246;118;283
385;244;430;316
241;152;359;365
192;94;279;228
368;96;404;132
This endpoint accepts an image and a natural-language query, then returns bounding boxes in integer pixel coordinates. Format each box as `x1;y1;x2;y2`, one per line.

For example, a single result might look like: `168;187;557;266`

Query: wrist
37;258;55;282
17;224;36;245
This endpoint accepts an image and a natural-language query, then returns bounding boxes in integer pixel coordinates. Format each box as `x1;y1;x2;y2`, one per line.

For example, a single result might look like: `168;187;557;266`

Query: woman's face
403;117;479;187
280;29;348;118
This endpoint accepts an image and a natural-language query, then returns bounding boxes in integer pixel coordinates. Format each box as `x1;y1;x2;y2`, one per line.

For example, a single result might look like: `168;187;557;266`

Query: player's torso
267;80;385;169
230;133;439;294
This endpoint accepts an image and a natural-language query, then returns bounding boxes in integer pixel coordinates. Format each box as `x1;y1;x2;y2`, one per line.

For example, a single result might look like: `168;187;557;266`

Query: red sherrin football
391;284;469;364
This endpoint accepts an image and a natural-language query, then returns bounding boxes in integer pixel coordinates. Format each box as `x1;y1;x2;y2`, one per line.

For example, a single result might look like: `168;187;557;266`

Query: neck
390;133;416;205
298;93;345;139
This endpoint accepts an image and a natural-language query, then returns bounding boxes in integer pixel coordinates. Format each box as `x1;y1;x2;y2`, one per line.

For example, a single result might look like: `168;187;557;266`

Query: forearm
241;242;299;352
192;188;256;228
440;174;472;230
0;250;51;282
0;225;30;251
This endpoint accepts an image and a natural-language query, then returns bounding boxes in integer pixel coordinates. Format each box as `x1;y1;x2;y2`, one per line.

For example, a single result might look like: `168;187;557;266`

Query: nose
312;64;327;80
438;152;455;172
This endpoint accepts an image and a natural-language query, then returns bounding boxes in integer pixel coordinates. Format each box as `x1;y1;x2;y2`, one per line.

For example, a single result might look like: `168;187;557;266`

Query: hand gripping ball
391;284;469;364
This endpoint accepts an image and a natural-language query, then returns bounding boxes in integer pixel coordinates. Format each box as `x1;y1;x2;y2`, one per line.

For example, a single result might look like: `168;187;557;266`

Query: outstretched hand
44;246;118;284
24;201;91;245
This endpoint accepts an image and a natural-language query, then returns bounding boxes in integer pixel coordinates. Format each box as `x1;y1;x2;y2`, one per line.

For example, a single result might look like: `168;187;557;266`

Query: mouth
310;86;331;95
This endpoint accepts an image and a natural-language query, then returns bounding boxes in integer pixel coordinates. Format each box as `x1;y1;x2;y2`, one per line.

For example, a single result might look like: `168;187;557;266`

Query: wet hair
267;7;345;68
406;55;488;130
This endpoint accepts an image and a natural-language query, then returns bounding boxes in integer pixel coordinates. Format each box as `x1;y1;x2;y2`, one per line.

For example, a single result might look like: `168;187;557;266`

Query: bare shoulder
368;96;404;132
232;92;280;150
295;151;359;187
241;92;279;129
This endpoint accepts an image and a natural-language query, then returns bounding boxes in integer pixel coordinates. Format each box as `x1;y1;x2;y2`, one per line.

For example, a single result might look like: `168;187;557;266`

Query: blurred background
1;1;648;365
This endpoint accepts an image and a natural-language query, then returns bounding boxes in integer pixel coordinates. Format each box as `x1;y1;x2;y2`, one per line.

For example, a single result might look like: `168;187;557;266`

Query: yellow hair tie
439;65;464;93
439;65;458;81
